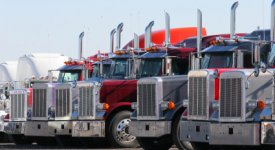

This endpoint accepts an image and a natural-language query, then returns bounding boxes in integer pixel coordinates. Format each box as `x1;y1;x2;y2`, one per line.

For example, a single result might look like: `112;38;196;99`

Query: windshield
201;53;233;69
57;70;81;82
92;64;111;78
111;59;128;78
139;59;163;77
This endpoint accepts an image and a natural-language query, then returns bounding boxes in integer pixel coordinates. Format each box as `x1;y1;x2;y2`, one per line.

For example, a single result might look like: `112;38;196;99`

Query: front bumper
129;120;171;137
180;120;210;143
4;122;25;134
24;121;55;137
72;121;105;137
48;121;73;135
181;120;266;146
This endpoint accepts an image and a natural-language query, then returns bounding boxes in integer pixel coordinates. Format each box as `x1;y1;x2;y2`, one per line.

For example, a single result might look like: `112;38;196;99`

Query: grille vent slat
55;88;71;118
78;86;94;118
220;78;242;118
32;89;47;118
10;91;26;120
137;83;156;117
188;77;207;118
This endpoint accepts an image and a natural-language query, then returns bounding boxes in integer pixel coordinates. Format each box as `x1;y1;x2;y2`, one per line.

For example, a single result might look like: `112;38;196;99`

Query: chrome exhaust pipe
164;12;170;46
230;1;239;39
110;29;116;53
271;0;275;41
145;21;154;49
134;33;139;50
197;9;202;55
115;23;124;50
79;32;85;59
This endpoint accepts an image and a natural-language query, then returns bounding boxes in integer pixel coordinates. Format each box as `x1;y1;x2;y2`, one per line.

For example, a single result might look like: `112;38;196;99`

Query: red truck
70;14;201;148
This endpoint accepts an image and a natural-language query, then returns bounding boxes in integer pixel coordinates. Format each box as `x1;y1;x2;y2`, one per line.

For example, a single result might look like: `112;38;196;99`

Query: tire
172;114;193;150
107;110;139;148
137;135;173;150
11;135;32;145
35;137;58;146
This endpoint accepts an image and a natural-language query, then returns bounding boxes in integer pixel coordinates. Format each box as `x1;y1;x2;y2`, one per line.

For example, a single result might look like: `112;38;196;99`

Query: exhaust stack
115;23;124;50
145;21;154;49
164;12;170;46
230;1;239;39
271;0;275;41
197;9;202;56
110;29;116;53
134;33;139;50
79;32;85;59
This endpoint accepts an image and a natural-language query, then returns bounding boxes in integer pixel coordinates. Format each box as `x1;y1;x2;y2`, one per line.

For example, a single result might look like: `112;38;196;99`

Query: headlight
211;100;219;109
247;100;257;110
131;102;137;110
183;99;189;107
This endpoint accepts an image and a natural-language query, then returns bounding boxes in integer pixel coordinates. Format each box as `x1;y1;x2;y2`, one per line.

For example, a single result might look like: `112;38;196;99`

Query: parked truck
3;53;70;144
70;13;203;148
180;1;275;150
129;6;247;150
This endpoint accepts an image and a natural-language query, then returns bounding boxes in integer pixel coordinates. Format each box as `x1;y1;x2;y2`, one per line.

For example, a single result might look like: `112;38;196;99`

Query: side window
243;54;253;68
172;59;189;75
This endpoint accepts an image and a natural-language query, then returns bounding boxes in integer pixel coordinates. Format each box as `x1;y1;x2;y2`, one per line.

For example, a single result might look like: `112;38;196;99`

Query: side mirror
165;57;172;75
190;53;201;70
0;94;6;100
268;44;275;66
252;42;261;66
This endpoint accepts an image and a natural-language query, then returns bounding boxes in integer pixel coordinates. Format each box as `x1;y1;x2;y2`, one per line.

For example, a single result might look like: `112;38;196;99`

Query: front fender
164;102;185;121
104;102;132;119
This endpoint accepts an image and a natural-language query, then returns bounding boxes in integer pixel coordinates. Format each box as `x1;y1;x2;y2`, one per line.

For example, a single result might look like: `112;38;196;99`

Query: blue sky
0;0;272;62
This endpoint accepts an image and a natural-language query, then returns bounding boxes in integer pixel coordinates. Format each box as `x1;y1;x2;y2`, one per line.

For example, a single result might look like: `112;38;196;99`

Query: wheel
137;135;173;150
11;135;32;145
172;114;193;150
35;137;58;146
107;110;139;148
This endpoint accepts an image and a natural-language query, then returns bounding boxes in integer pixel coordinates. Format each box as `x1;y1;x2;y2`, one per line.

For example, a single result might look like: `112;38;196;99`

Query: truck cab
180;14;273;150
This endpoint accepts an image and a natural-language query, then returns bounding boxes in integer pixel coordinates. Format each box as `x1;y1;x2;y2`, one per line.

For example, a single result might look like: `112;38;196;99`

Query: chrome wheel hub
116;118;136;143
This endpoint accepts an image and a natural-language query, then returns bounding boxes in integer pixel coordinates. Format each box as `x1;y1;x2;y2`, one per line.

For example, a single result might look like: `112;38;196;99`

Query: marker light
167;101;176;110
257;100;265;110
103;103;110;110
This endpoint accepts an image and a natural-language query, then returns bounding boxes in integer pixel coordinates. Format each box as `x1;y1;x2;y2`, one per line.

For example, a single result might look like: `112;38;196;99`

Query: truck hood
100;79;137;104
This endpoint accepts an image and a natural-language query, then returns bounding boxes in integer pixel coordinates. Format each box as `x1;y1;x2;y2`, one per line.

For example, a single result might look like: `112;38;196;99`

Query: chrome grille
220;78;242;118
137;83;156;117
10;91;26;120
55;88;70;118
32;89;47;118
188;77;207;118
79;86;94;118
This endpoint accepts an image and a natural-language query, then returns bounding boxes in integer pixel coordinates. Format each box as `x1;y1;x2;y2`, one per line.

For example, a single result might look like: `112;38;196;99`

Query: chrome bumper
129;120;171;137
210;123;260;145
181;120;262;146
48;121;72;135
180;120;210;143
261;122;275;145
24;121;55;137
72;121;105;137
4;122;25;134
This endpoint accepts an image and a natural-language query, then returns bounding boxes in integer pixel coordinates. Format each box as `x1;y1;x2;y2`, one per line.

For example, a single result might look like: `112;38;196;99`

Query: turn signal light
103;103;110;110
167;101;176;110
257;100;265;110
